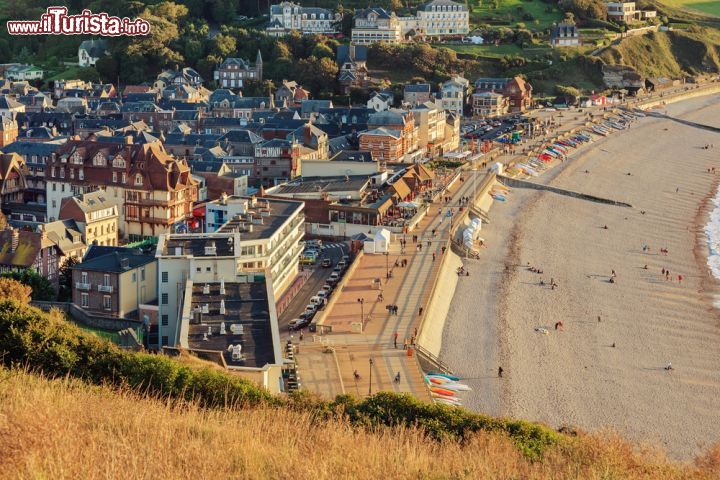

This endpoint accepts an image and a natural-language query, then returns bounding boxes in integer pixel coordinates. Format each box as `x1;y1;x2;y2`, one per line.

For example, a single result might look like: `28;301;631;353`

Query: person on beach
665;363;673;371
393;331;398;349
419;307;424;316
403;338;408;350
395;372;401;383
498;367;504;378
678;274;683;284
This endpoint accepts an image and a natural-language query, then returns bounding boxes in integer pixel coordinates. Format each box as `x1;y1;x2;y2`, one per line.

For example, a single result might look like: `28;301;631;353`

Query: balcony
75;282;91;290
98;284;113;293
126;215;173;226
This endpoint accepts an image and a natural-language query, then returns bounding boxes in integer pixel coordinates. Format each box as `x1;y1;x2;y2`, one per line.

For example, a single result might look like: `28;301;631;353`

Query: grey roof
418;0;468;11
0;140;62;163
164;132;221;147
551;22;578;39
336;45;368;66
359;127;401;138
354;7;392;19
218;129;264;145
79;39;109;58
218;58;252;69
368;110;407;126
273;175;370;195
330;150;373;162
300;100;332;116
187;281;275;368
404;83;431;93
65;190;117;214
42;219;85;256
75;247;155;273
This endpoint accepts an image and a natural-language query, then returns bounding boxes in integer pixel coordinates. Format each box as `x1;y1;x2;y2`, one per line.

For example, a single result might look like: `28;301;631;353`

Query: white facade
416;0;469;37
156;196;305;346
267;2;339;36
441;77;469;117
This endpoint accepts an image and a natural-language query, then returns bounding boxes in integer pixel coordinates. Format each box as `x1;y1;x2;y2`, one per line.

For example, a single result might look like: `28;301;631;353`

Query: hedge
0;300;563;458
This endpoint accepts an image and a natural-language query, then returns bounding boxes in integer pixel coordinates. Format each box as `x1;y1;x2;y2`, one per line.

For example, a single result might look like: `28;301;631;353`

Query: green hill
599;26;720;78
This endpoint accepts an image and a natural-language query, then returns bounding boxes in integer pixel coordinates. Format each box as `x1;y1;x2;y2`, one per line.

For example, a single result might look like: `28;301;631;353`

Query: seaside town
1;0;720;476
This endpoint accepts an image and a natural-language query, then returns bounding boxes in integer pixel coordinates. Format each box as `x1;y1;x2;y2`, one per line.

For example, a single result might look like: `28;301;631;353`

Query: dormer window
135;174;142;186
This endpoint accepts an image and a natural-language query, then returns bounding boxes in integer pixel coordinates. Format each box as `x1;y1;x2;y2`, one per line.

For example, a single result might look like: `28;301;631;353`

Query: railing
75;282;91;290
126;215;173;225
98;285;113;293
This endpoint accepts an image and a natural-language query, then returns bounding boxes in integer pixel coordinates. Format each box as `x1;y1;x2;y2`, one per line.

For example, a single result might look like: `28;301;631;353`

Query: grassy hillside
599;27;720;78
2;369;720;479
656;0;720;16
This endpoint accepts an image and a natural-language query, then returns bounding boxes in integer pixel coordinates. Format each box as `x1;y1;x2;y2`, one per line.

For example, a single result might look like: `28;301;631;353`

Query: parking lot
278;241;350;336
461;115;531;142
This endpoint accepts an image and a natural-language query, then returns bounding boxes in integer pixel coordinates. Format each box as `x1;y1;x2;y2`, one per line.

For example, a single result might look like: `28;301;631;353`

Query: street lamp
368;357;374;396
357;298;365;326
384;251;389;279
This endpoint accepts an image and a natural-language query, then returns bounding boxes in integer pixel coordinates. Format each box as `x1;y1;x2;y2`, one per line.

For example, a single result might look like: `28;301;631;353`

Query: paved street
278;241;348;335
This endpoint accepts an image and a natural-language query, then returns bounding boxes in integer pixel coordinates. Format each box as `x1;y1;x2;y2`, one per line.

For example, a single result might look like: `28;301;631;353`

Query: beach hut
363;228;391;254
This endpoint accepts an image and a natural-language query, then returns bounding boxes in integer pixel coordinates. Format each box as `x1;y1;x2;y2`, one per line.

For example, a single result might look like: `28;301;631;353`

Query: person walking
403;338;408;350
419;306;424;316
393;331;398;349
498;366;504;378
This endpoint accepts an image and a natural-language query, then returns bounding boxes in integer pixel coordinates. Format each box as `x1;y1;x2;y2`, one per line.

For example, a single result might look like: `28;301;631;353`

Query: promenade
296;168;485;400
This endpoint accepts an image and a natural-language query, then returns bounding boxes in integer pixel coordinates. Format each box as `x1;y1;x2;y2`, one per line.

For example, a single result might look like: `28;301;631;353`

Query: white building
441;76;469;117
416;0;469;38
367;91;394;112
352;8;402;45
156;195;304;347
78;39;109;67
267;2;339;36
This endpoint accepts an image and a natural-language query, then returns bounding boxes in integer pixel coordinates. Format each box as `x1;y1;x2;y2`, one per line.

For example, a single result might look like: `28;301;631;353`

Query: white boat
441;383;473;392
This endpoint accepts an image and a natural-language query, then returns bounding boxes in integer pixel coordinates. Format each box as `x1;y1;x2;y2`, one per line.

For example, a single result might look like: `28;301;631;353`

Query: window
103;295;111;310
161;315;169;326
161;271;168;282
103;274;110;286
161;293;168;304
141;268;146;281
132;272;137;282
81;293;89;307
205;266;211;272
161;336;169;346
112;171;117;182
135;174;143;186
81;272;88;284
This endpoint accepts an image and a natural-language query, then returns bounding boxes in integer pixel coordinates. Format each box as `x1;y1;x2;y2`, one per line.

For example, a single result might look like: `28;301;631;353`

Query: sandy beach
441;94;720;459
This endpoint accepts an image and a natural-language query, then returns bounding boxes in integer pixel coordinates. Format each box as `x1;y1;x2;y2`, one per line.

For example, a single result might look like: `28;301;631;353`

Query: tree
558;0;607;21
95;57;119;83
1;270;55;301
311;43;334;60
213;34;237;58
0;277;32;304
57;257;79;303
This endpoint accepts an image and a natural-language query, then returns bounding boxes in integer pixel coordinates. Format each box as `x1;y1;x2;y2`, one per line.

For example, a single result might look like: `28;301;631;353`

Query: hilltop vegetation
2;365;720;477
600;26;720;78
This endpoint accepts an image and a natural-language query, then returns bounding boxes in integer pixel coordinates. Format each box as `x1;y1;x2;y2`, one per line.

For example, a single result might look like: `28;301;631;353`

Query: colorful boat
430;387;456;396
428;372;460;381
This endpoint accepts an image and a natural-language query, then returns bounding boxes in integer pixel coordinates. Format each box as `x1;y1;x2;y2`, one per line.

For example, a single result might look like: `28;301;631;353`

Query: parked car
304;248;319;257
328;273;340;284
310;295;323;306
305;304;318;313
300;254;316;265
337;260;347;269
306;239;323;249
317;290;328;300
289;317;310;331
321;258;332;268
342;255;350;262
322;284;333;293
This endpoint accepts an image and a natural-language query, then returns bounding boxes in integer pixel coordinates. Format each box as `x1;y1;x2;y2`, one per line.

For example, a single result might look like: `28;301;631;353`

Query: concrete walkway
296;169;485;401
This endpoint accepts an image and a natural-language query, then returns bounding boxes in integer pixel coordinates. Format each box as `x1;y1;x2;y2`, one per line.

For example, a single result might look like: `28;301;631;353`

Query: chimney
120;257;130;270
10;229;19;253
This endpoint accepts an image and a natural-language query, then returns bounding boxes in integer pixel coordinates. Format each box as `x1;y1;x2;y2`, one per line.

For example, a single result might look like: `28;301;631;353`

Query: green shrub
0;300;563;458
0;300;274;408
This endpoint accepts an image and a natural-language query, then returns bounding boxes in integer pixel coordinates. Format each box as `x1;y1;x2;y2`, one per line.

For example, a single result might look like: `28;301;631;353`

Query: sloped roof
79;39;109;58
0;229;42;269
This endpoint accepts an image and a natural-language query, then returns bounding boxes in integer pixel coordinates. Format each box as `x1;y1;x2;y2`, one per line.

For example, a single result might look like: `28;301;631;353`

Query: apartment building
155;195;304;347
416;0;469;37
440;76;469;117
267;2;339;36
72;245;157;319
412;101;450;156
366;109;421;162
0;116;18;147
46;140;198;242
472;92;509;118
58;190;119;248
358;127;404;162
352;8;402;45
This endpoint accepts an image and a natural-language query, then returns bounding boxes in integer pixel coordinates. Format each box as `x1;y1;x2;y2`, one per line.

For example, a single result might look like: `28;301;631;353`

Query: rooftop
73;247;155;273
186;280;276;368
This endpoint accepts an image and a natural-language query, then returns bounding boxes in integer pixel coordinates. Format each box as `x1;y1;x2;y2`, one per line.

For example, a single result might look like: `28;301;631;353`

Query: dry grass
0;369;718;479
